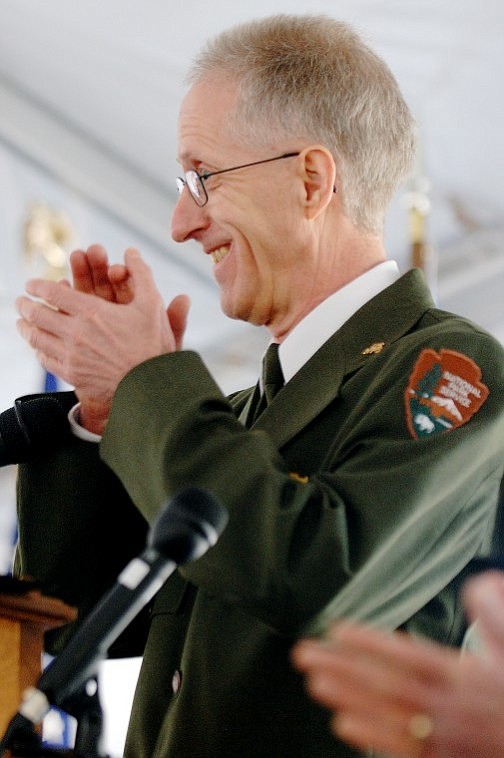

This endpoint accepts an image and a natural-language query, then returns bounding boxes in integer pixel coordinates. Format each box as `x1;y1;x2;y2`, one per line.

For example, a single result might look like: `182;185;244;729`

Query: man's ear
298;146;337;218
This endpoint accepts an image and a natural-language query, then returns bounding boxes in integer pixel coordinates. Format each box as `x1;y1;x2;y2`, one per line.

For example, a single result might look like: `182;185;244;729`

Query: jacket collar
251;269;435;448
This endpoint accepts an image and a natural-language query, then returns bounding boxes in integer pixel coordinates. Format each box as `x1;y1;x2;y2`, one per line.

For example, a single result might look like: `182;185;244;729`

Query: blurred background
1;1;503;753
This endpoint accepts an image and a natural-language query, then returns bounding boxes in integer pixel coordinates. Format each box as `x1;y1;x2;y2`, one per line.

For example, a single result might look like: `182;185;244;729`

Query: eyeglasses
176;152;300;207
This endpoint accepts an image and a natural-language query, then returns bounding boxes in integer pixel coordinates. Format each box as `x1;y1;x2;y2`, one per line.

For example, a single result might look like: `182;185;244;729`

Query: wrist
77;399;111;436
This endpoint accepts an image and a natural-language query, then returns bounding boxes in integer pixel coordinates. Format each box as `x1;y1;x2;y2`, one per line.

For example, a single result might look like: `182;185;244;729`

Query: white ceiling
0;0;503;383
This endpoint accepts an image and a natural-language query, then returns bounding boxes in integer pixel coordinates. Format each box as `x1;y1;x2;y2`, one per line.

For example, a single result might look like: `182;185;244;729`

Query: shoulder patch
405;348;489;439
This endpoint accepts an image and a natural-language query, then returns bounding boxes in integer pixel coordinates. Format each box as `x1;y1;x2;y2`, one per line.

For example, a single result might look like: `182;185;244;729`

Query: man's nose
171;190;210;243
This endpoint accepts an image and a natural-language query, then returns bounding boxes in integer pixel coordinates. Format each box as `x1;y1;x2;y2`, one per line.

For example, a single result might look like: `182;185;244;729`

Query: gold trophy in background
22;201;76;281
22;201;77;393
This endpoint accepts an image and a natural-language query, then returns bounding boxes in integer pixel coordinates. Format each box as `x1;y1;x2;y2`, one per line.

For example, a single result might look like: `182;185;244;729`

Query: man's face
171;75;308;331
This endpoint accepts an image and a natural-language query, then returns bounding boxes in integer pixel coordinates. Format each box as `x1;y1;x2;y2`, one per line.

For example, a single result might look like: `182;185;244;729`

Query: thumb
167;294;191;349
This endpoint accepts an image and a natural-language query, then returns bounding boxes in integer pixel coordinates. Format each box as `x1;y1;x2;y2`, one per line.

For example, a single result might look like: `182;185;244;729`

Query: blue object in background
44;371;59;393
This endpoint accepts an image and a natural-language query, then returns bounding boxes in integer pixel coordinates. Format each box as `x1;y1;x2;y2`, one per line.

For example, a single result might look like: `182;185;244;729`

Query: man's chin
220;296;261;325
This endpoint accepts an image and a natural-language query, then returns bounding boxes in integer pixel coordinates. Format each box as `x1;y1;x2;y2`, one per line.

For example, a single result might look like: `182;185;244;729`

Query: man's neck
268;228;387;343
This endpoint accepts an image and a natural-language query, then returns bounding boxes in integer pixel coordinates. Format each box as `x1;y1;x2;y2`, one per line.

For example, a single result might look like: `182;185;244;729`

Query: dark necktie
249;343;284;424
262;342;284;404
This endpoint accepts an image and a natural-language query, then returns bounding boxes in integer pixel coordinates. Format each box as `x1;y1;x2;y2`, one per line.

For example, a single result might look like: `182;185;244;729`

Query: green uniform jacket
16;270;504;757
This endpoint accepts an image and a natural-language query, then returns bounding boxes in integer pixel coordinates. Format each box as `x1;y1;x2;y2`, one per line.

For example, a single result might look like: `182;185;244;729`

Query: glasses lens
186;171;206;206
176;177;185;196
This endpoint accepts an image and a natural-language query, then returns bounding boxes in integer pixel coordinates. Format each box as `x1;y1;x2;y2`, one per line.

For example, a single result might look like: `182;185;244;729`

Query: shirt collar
272;261;400;384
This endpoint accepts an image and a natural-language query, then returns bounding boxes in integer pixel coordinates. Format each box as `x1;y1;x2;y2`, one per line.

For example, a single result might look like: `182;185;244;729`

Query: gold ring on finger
408;712;434;741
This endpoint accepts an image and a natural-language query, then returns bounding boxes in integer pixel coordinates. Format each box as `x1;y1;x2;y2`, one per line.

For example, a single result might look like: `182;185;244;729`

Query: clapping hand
16;244;190;434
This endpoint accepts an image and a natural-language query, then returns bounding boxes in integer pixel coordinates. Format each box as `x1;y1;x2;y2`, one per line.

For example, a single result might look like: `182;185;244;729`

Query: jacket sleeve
100;335;504;640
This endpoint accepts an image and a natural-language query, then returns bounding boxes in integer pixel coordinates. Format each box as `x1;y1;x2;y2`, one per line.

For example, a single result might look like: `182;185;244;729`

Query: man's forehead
180;74;237;114
177;77;239;163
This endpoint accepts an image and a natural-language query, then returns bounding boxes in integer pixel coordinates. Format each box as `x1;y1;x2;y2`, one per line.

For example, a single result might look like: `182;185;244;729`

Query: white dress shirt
271;260;400;385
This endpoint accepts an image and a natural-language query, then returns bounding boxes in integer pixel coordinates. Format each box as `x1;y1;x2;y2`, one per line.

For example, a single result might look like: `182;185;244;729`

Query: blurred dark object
0;576;41;596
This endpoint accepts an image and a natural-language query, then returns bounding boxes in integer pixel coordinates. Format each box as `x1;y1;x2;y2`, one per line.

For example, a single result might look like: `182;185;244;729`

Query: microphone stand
60;677;108;758
1;678;108;758
1;487;228;757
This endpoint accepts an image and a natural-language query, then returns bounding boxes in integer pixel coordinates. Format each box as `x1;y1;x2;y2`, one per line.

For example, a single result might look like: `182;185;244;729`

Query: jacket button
172;669;182;695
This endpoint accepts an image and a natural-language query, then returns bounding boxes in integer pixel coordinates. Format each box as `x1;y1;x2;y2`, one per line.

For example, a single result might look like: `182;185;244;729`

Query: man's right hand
16;246;190;435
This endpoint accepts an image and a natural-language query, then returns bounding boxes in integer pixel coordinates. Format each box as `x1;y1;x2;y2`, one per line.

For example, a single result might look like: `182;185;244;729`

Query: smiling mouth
210;245;230;264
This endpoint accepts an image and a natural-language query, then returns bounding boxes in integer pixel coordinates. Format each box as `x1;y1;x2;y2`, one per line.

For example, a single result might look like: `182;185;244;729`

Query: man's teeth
211;246;230;263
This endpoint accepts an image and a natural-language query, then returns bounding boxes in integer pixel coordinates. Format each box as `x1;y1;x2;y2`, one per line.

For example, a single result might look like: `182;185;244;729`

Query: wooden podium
0;582;76;738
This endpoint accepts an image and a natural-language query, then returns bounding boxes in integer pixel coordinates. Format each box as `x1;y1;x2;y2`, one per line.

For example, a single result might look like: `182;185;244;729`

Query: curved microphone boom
1;487;228;748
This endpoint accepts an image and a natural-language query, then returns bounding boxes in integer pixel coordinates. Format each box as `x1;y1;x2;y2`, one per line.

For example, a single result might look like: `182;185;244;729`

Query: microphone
0;391;76;466
3;487;228;738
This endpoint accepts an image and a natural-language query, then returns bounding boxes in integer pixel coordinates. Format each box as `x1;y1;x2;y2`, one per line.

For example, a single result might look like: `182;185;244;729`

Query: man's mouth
210;245;230;264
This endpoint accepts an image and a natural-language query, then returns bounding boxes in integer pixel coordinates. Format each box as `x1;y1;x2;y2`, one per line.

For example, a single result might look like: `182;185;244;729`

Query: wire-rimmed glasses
176;152;300;207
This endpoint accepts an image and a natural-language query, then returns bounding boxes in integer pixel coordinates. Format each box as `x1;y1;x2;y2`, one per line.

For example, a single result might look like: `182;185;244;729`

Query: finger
16;317;66;373
108;263;128;283
294;631;451;717
167;294;190;349
84;244;119;301
70;249;93;292
294;641;389;708
122;248;159;303
108;263;134;304
328;622;458;683
23;278;93;317
15;295;70;333
302;661;435;757
463;572;504;660
295;644;418;713
86;244;117;300
71;245;119;302
122;248;170;318
292;638;335;673
334;711;420;758
86;243;110;264
70;248;111;299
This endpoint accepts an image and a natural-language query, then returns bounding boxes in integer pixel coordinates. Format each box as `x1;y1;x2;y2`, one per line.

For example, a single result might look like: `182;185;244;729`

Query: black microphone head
149;487;228;564
0;392;75;465
0;406;27;462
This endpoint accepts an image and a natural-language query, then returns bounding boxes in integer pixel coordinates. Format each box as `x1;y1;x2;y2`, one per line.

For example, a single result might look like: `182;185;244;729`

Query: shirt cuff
68;403;102;443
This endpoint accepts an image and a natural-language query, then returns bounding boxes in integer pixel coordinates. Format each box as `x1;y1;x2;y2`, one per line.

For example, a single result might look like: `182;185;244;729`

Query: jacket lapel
252;337;346;447
252;269;435;449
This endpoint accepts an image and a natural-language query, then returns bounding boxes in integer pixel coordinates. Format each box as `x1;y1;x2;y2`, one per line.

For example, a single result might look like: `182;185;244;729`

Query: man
293;568;504;758
14;14;504;758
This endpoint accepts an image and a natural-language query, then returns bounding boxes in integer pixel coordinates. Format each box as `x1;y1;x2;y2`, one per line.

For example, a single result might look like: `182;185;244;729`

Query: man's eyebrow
178;156;216;175
178;150;199;167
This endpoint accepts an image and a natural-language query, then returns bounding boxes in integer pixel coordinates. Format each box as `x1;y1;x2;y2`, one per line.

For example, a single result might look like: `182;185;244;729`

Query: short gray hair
187;14;415;235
